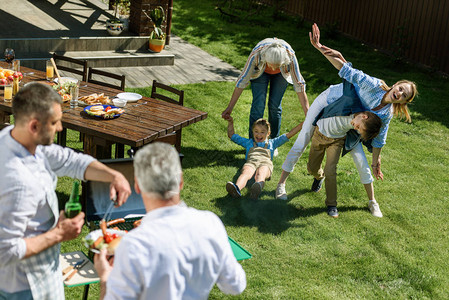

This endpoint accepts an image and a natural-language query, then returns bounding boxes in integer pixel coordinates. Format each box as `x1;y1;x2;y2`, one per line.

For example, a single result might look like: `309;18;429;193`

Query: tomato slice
104;106;111;112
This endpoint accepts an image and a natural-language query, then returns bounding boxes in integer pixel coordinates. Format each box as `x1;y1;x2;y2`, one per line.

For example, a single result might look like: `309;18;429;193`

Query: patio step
18;50;174;70
0;36;174;70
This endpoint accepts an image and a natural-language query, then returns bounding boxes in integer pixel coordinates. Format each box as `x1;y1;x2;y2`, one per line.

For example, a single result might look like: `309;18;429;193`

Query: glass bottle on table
12;72;19;96
65;180;82;218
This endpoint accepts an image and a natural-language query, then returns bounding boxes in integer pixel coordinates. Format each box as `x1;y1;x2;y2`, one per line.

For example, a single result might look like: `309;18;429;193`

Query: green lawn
62;1;449;299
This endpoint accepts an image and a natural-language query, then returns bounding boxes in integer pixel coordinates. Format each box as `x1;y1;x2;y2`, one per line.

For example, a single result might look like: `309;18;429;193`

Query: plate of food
116;92;142;103
84;228;126;255
84;105;124;119
78;93;111;106
0;68;23;86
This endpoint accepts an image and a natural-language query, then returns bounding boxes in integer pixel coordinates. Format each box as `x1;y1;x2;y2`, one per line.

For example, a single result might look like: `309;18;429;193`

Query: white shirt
0;126;95;293
106;205;246;300
316;115;354;138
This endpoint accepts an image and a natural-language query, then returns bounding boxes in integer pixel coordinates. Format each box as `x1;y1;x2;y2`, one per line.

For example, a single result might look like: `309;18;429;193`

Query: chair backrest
52;53;88;82
151;80;184;106
87;67;126;91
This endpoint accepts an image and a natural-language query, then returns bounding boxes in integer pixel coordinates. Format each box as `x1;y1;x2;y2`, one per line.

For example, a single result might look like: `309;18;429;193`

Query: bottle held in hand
65;180;82;218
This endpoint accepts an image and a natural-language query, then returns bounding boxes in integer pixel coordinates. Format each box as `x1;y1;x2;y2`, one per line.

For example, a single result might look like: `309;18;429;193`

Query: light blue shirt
323;63;392;148
231;134;289;160
0;126;95;293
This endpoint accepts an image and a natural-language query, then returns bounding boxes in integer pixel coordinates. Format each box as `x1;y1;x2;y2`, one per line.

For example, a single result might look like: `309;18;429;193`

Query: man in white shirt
94;142;247;300
0;83;131;300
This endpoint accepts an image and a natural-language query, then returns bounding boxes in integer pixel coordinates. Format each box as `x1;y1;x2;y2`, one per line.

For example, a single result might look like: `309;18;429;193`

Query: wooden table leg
83;134;113;159
115;143;125;158
57;128;67;147
0;111;11;129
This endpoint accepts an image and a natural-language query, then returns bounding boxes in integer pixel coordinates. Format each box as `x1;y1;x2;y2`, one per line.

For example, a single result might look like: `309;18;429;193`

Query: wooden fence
261;0;449;74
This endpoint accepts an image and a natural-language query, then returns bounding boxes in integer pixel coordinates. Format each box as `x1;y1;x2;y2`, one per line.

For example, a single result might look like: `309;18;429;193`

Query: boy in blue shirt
225;117;302;200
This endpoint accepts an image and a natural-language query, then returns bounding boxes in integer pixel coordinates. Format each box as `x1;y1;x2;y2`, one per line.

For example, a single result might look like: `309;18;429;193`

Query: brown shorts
244;148;273;179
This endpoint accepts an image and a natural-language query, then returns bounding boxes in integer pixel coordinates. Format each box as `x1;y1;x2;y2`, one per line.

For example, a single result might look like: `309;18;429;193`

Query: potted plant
146;6;166;52
106;0;127;36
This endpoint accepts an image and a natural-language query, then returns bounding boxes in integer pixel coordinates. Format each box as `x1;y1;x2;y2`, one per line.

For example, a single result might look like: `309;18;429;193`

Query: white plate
54;77;79;84
116;92;142;102
83;229;126;254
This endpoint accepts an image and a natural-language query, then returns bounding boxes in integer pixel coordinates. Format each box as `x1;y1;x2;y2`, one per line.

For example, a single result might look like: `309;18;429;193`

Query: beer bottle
65;180;82;218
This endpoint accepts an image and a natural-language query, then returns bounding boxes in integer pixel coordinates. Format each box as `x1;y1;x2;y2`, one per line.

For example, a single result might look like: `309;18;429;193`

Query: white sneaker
275;183;288;200
368;200;383;218
273;148;279;157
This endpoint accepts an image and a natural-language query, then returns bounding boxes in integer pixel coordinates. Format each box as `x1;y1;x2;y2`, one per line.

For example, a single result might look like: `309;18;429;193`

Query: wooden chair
87;67;126;158
87;67;126;91
151;80;184;153
52;53;88;82
53;54;88;147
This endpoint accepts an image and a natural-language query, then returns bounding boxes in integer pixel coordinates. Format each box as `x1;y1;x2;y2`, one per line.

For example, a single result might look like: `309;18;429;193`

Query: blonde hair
261;41;290;67
380;80;418;123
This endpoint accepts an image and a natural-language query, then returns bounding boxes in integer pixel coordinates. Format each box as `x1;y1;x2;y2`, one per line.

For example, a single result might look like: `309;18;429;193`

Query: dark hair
12;83;62;125
252;118;271;133
356;111;382;141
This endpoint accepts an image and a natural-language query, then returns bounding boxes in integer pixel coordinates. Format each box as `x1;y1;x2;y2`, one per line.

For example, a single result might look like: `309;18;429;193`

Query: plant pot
106;19;124;36
149;37;165;53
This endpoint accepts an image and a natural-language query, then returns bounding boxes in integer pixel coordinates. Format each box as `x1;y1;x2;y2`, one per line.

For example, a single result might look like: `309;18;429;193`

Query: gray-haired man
95;142;246;299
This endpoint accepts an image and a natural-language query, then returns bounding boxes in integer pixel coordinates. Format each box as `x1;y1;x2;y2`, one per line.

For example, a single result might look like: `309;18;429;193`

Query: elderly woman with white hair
222;38;309;140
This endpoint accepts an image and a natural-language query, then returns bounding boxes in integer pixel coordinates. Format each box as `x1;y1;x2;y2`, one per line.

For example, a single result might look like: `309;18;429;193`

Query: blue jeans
250;72;288;139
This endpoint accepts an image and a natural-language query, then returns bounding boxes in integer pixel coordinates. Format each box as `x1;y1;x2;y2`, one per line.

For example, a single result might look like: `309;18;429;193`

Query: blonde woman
222;38;309;141
276;24;418;218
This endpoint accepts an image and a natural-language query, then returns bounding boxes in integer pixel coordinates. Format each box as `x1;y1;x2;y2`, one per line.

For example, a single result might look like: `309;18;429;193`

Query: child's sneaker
368;200;383;217
311;178;323;192
226;182;241;198
249;182;263;200
327;206;339;218
275;183;288;200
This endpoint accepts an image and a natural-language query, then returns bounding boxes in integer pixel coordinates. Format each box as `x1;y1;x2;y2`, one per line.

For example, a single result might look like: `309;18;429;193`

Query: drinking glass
70;85;79;108
4;48;15;69
46;60;54;81
13;59;20;72
4;83;13;102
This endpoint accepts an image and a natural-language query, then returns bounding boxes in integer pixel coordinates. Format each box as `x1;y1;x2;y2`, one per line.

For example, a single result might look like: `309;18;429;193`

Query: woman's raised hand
309;23;323;51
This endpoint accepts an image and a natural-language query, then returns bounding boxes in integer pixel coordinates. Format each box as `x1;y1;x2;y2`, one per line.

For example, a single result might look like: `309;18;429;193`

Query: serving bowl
112;98;127;107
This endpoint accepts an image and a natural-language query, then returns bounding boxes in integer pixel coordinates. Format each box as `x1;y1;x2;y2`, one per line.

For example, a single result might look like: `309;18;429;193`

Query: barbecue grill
82;157;251;261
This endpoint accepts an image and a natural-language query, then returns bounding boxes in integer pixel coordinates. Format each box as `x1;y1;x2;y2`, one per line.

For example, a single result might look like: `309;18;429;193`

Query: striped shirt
321;63;392;148
0;125;95;295
236;38;306;93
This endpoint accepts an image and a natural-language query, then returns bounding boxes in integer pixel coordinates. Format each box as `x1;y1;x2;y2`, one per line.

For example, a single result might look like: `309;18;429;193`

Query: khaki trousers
307;128;346;207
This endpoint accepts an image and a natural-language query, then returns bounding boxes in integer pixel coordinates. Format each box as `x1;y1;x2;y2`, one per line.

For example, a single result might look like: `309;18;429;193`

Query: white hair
261;41;290;66
134;143;182;200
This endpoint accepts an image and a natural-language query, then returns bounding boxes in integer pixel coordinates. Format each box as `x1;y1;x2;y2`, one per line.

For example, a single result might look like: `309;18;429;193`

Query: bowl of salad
52;77;78;102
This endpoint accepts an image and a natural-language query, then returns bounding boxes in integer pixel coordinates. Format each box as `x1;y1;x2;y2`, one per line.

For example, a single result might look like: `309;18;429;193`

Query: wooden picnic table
0;62;208;159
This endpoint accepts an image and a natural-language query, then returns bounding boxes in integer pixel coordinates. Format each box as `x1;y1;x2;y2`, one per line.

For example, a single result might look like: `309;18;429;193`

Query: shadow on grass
214;195;305;235
181;146;246;169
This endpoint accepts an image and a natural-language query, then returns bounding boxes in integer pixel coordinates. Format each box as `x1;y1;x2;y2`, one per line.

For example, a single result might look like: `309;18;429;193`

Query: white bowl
112;98;127;107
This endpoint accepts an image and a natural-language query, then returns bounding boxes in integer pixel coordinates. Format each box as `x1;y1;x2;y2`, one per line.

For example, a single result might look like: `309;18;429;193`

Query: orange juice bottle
12;72;20;96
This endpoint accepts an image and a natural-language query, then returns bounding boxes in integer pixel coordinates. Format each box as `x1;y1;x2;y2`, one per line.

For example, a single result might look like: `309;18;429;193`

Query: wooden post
129;0;172;40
